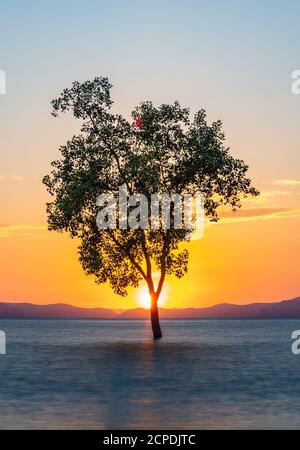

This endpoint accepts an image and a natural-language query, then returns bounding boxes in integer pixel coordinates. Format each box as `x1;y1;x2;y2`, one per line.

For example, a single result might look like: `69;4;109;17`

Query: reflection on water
0;319;300;429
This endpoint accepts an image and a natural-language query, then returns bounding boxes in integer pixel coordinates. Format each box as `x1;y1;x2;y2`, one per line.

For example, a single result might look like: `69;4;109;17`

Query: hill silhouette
1;296;300;319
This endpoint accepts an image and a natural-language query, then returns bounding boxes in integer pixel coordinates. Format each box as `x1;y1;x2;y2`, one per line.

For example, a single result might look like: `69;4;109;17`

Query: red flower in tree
134;117;143;129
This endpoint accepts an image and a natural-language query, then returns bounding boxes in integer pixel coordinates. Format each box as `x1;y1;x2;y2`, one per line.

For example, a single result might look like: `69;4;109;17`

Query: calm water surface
0;319;299;429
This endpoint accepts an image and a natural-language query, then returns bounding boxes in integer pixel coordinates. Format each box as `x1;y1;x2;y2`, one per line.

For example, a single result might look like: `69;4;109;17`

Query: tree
43;77;259;339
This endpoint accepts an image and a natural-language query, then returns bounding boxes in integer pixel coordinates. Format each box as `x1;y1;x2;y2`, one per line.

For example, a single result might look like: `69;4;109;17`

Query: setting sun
136;286;151;309
136;281;168;309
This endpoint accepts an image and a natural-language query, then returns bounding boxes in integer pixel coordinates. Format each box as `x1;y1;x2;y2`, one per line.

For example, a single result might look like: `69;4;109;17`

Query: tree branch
107;230;147;281
156;230;170;298
140;230;154;294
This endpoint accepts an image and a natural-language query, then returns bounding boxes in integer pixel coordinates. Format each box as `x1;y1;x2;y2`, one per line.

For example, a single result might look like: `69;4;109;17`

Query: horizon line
0;294;299;312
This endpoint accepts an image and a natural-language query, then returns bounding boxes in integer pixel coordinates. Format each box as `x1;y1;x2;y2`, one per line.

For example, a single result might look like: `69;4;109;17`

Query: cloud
243;190;291;206
213;207;300;225
219;207;288;219
0;224;46;238
259;190;291;199
0;175;23;182
273;179;300;186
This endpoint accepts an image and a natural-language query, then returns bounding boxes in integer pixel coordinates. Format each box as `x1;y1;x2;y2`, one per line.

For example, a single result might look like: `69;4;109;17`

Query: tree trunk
150;294;162;339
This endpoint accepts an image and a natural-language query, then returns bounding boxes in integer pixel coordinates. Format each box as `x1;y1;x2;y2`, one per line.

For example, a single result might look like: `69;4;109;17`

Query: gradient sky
0;0;299;309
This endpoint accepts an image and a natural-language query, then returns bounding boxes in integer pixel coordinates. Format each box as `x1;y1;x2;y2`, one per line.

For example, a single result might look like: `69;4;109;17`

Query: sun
136;286;152;309
136;279;168;309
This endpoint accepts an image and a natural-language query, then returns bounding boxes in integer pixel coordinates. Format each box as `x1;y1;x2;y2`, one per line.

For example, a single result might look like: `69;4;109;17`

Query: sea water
0;318;299;429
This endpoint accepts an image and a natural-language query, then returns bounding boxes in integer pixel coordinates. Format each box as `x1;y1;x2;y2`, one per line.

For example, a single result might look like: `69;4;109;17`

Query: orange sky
0;186;299;309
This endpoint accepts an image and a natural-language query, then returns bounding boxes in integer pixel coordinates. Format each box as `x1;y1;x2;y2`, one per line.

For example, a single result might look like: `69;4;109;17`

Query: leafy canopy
43;77;259;298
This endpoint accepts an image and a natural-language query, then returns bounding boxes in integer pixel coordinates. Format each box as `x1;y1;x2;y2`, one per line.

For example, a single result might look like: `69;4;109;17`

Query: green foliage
43;77;259;298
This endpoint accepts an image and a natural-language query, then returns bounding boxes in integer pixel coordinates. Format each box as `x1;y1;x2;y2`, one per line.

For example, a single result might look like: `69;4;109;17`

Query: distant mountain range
1;296;300;319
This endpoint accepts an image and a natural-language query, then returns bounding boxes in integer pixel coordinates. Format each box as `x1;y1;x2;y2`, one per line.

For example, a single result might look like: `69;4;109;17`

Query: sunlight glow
136;277;168;309
137;286;152;309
